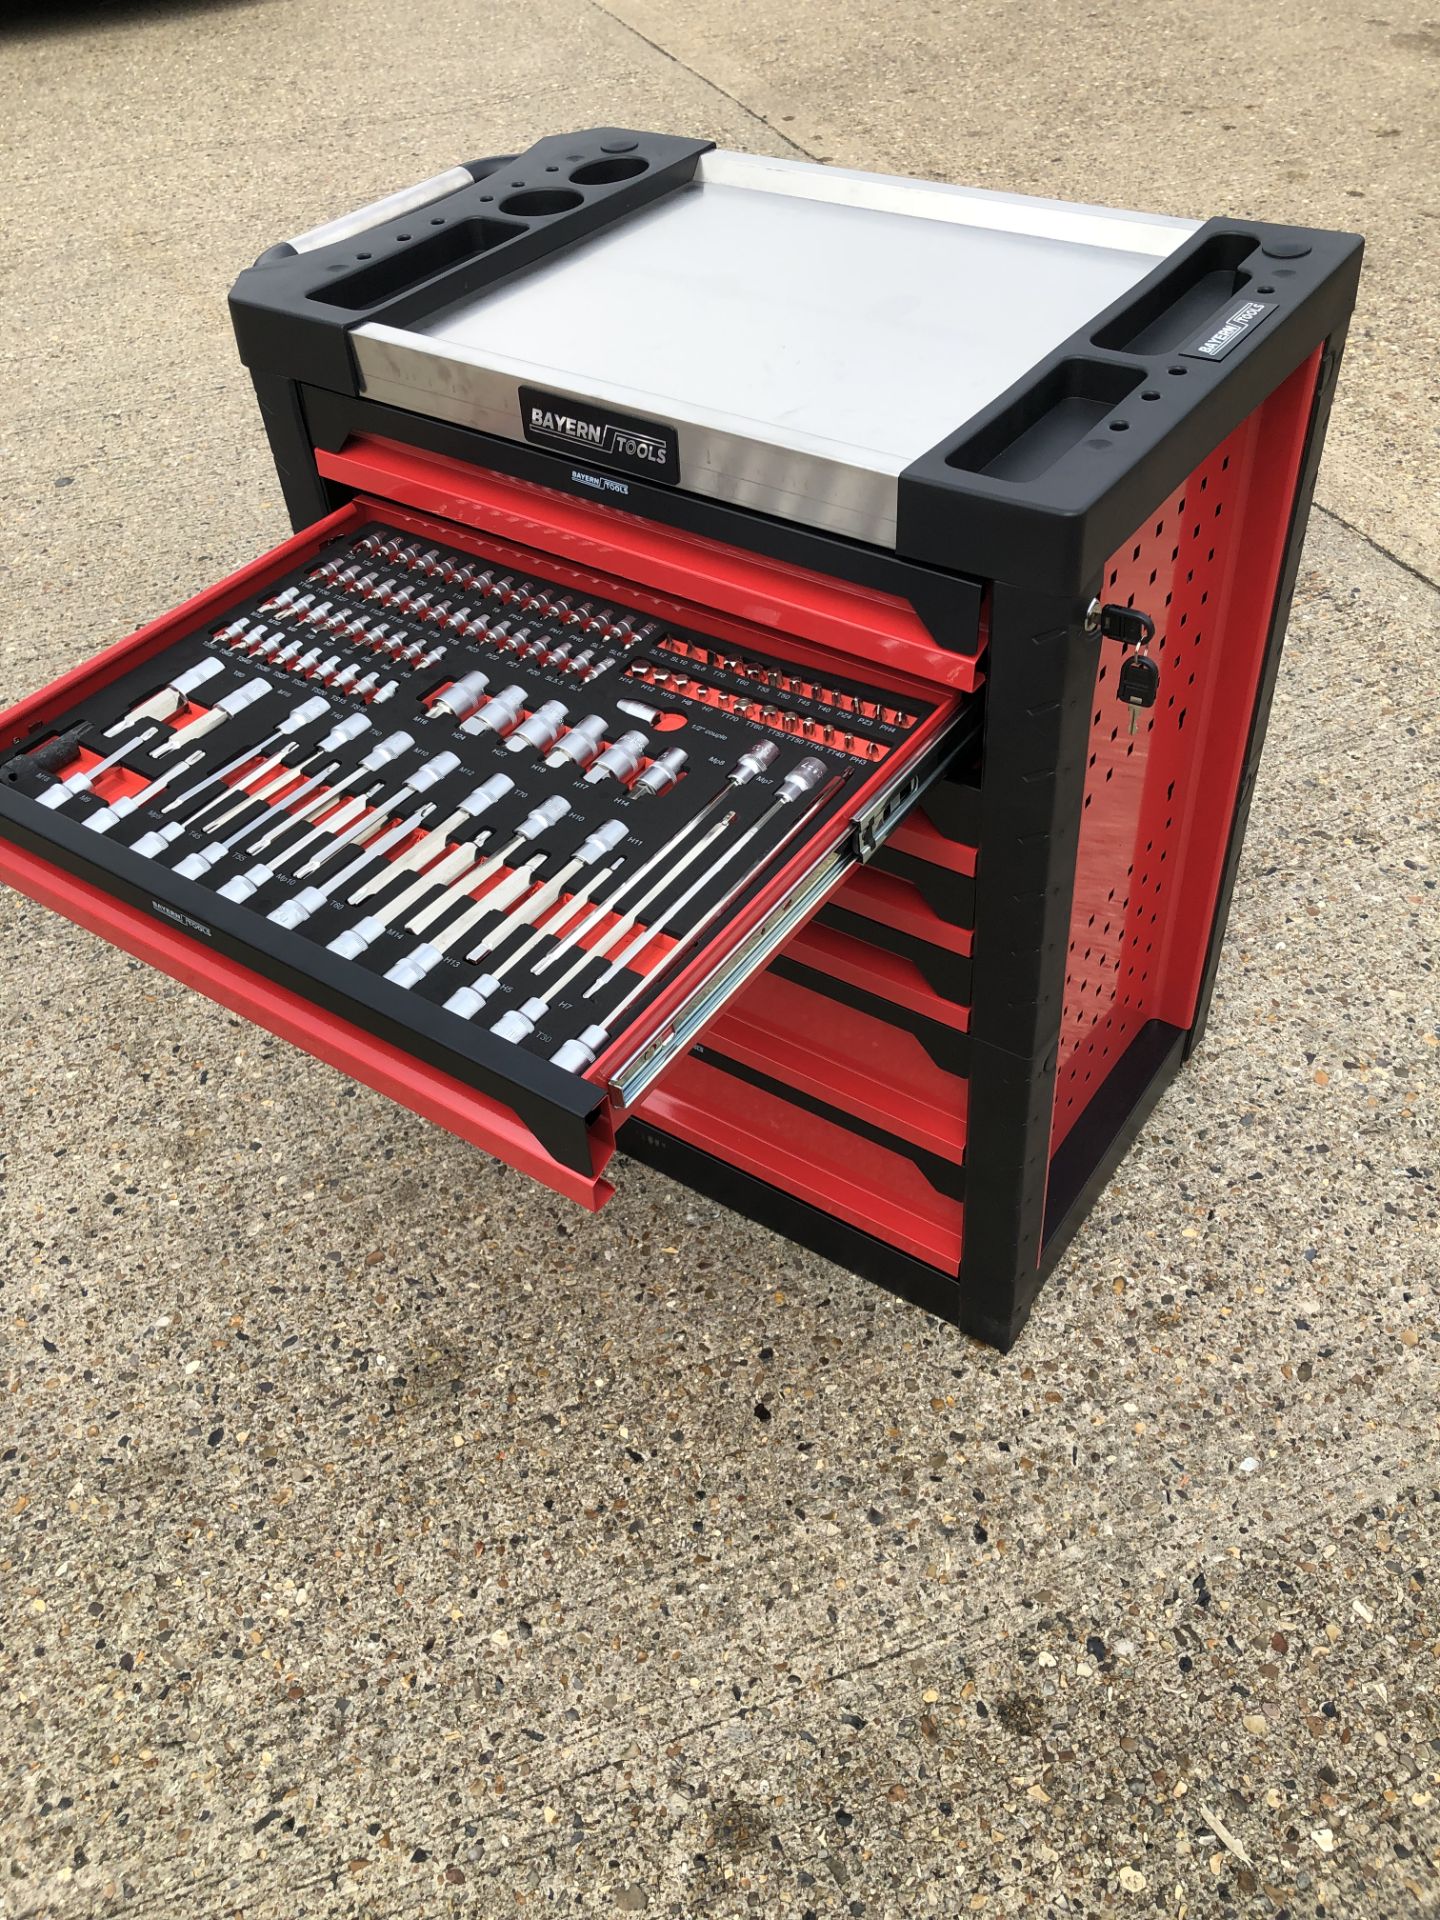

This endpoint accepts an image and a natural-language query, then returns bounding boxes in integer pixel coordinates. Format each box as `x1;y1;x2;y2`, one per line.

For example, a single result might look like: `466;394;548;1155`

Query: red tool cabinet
0;131;1361;1346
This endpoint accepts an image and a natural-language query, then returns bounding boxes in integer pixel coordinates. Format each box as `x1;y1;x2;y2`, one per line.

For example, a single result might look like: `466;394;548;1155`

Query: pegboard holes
1053;425;1249;1136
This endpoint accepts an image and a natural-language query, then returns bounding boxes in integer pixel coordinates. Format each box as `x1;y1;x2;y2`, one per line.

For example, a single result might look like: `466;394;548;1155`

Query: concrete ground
1;1;1436;1914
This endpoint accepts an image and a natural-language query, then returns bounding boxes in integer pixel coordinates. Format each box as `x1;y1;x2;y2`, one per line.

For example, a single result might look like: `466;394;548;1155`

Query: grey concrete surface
1;3;1437;1916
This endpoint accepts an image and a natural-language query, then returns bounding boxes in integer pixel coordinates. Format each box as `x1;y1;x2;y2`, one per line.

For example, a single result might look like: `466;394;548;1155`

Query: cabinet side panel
1050;349;1320;1154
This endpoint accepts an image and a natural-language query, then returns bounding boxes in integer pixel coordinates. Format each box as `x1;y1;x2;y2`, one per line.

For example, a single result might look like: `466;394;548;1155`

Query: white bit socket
634;747;687;797
551;1027;607;1074
459;685;526;739
384;943;443;990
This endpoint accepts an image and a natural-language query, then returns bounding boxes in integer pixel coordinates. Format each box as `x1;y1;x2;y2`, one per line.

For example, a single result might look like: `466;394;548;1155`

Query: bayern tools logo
518;386;680;484
1181;298;1277;364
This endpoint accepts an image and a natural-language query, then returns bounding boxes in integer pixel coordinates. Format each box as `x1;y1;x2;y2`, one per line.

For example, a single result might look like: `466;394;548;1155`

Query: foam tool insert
1;519;945;1095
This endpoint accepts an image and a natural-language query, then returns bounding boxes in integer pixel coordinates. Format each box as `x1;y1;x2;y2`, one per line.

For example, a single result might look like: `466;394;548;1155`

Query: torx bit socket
151;678;270;758
151;694;333;820
405;796;571;938
105;658;224;735
441;855;625;1022
294;750;460;879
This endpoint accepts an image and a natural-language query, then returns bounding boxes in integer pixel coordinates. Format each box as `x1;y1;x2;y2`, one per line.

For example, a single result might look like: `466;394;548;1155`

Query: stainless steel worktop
353;149;1199;547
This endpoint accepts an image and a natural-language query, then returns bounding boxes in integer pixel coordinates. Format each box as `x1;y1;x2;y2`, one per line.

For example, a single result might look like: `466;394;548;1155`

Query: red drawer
636;1054;964;1268
829;864;974;955
705;968;967;1163
882;803;978;875
785;920;971;1028
0;490;975;1212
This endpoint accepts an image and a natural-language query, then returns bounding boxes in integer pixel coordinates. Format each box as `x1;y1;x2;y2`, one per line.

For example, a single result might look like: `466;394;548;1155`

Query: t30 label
519;386;679;484
1180;298;1276;363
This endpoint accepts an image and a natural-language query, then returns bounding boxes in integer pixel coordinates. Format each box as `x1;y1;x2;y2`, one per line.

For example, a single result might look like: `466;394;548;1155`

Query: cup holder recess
499;188;585;217
570;156;649;186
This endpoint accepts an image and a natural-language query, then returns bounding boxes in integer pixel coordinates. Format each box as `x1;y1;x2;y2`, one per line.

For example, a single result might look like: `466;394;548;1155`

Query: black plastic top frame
899;217;1363;594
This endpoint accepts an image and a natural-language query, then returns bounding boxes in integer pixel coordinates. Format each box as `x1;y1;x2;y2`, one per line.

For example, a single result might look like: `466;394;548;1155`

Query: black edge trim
250;373;334;527
956;583;1095;1344
767;954;971;1079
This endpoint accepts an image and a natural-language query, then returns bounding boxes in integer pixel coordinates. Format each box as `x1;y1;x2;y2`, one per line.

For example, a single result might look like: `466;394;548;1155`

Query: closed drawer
825;863;973;947
814;897;973;1001
702;966;968;1163
782;919;972;1026
635;1054;965;1268
881;793;980;872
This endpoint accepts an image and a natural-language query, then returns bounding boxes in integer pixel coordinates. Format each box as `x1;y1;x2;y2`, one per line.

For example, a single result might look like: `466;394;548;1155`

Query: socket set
629;636;919;760
0;510;963;1161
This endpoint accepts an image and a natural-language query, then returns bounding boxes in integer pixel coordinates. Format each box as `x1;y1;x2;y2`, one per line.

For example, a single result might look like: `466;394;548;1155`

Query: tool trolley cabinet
0;133;1360;1347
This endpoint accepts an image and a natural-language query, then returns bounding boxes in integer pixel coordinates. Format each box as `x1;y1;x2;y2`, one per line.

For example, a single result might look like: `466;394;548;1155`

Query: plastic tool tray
0;507;973;1195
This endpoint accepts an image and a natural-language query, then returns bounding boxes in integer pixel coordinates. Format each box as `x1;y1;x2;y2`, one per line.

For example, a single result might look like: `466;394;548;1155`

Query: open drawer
0;481;980;1209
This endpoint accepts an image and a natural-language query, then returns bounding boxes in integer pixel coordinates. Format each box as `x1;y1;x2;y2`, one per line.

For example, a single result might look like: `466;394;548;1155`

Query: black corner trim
1042;1019;1185;1257
955;1021;1185;1349
462;154;520;182
954;583;1094;1338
